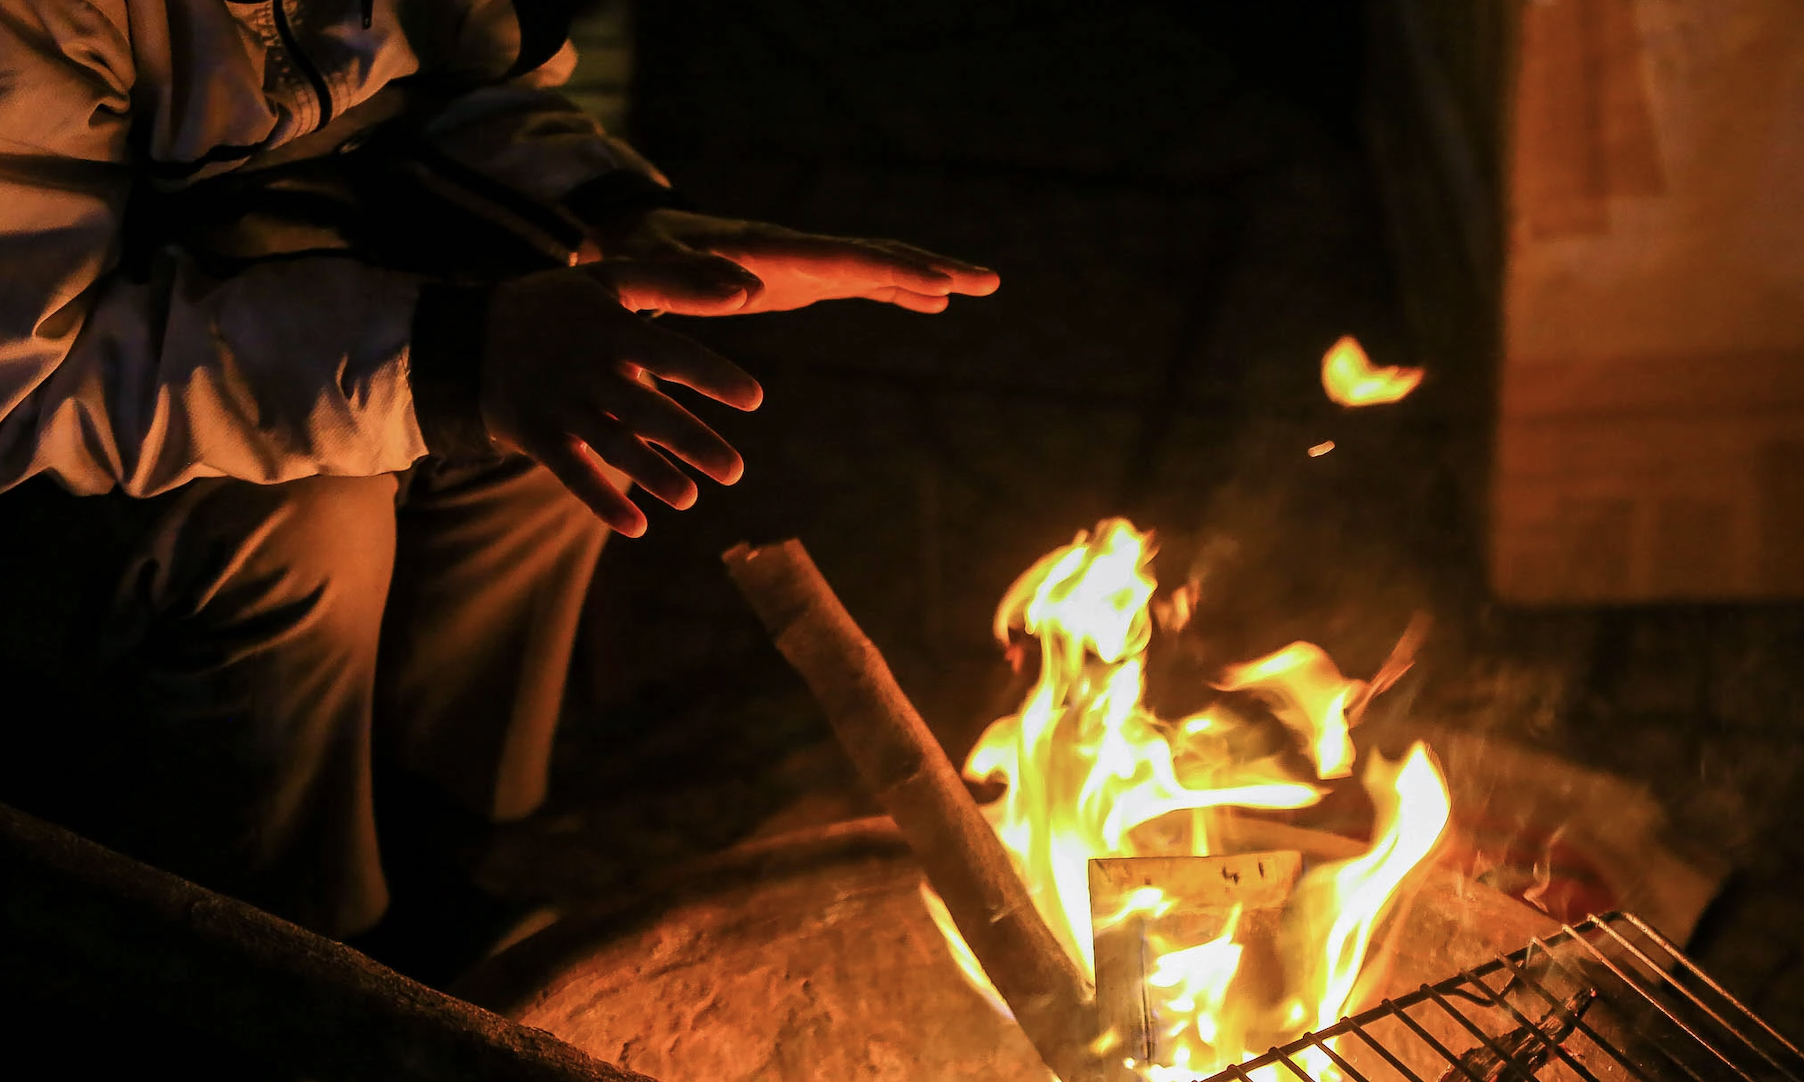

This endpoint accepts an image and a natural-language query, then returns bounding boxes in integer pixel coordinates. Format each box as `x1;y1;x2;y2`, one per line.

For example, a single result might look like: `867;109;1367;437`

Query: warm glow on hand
597;209;1000;316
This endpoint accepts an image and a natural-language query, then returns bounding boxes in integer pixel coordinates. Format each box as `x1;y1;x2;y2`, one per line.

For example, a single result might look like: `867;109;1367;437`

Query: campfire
898;337;1442;1081
611;336;1800;1082
715;335;1478;1082
921;517;1452;1082
703;513;1800;1082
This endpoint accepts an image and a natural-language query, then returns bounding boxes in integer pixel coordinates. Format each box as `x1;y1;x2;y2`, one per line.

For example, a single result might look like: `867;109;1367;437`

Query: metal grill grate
1207;912;1804;1082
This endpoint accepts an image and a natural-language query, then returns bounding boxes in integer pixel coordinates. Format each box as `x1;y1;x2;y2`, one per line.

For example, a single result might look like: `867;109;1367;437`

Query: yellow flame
1321;336;1423;407
1282;745;1452;1040
1217;643;1362;781
1094;885;1177;932
1146;906;1245;1071
927;519;1451;1082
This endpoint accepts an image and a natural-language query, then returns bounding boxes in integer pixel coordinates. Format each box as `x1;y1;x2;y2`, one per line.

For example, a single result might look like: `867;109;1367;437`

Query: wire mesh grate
1207;912;1804;1082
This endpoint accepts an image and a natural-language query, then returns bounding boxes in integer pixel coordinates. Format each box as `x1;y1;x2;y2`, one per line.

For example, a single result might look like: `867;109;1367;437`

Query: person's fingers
532;435;648;537
720;232;951;296
602;379;746;485
618;320;765;412
574;414;701;509
871;240;1001;296
585;257;765;315
809;241;958;296
639;215;999;300
859;286;951;313
728;228;999;298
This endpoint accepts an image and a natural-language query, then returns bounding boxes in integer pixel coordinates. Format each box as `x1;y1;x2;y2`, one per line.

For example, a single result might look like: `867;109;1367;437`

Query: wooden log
0;801;658;1082
723;539;1126;1082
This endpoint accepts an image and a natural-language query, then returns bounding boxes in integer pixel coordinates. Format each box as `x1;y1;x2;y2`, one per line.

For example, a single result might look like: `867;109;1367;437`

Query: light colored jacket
0;0;655;495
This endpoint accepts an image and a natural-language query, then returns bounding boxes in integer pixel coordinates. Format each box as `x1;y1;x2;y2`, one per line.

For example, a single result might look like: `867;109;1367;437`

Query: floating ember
926;519;1451;1082
1320;336;1424;407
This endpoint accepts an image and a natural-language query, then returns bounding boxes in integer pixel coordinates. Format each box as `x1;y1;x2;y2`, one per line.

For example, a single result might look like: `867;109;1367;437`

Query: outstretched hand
484;210;999;534
595;209;1001;315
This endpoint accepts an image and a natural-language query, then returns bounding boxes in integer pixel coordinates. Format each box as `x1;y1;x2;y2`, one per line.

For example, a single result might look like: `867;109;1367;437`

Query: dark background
518;0;1804;1038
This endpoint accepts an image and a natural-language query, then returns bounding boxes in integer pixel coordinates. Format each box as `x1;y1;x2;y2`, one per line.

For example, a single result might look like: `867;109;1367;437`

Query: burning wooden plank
1090;851;1303;1073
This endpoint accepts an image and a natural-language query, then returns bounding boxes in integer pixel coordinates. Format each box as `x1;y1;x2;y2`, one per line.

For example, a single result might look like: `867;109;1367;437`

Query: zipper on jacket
271;0;336;128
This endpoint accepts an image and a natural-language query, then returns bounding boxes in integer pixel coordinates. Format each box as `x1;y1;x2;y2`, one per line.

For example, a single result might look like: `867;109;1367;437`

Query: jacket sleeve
0;2;434;497
417;13;679;238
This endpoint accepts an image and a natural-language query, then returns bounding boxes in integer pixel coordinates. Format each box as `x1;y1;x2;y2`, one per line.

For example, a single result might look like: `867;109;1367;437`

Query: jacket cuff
562;170;694;250
409;280;497;459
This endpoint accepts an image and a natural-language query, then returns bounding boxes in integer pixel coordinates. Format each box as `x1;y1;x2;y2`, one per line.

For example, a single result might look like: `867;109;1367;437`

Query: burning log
723;539;1125;1082
0;801;656;1082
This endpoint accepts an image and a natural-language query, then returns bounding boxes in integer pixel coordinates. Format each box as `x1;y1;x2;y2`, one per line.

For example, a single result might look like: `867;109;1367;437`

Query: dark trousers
0;456;607;938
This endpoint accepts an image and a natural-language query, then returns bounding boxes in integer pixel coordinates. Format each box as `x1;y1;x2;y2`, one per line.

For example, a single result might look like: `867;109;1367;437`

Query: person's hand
595;208;1001;315
481;263;764;536
484;212;1000;534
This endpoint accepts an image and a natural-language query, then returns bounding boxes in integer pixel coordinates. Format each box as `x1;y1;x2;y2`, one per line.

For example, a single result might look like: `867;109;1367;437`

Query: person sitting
0;0;997;953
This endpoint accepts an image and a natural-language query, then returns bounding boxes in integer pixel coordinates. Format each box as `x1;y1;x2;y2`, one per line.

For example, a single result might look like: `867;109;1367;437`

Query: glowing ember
927;519;1450;1082
1320;336;1423;407
1308;440;1336;457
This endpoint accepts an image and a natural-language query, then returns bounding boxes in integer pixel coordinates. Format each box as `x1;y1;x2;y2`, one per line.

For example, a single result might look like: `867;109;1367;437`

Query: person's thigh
0;472;400;936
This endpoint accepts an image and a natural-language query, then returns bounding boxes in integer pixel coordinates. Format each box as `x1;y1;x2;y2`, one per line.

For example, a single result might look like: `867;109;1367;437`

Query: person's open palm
600;209;1001;315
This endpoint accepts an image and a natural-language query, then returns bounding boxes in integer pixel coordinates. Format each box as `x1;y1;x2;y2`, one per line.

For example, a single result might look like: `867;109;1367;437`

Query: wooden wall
1369;0;1804;603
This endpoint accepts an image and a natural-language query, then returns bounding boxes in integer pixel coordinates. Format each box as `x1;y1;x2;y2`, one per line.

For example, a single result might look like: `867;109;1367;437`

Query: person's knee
147;474;400;648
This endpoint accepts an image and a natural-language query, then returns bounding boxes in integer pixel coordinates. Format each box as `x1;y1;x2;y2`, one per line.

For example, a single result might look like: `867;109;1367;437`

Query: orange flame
927;519;1450;1082
1320;336;1423;407
1285;745;1452;1037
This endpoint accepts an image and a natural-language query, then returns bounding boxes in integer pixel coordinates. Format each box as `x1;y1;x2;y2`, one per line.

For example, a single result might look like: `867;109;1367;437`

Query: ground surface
495;0;1804;1045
